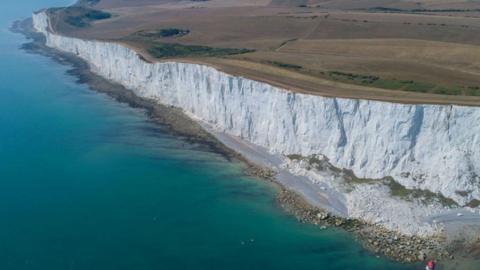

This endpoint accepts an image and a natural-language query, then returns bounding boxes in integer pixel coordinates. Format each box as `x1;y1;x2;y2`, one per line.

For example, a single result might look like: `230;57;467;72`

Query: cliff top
47;0;480;106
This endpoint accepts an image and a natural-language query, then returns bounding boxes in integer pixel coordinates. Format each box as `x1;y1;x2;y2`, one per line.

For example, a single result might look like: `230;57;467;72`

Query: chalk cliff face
33;11;480;206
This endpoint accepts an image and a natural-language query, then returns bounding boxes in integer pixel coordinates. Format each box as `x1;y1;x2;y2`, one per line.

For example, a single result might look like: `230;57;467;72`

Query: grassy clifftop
48;6;111;29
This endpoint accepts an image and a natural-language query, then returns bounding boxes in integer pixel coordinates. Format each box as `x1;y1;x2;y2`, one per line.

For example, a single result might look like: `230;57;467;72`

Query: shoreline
11;17;468;265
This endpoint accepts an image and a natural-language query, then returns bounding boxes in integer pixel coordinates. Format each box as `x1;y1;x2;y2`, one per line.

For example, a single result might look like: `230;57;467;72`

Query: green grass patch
267;61;302;70
287;154;303;160
371;79;405;90
49;7;111;28
368;7;480;13
402;81;434;93
433;85;463;95
327;70;480;96
75;0;100;6
136;28;190;38
329;71;379;84
466;199;480;208
385;177;458;207
158;28;190;37
466;86;480;96
147;42;254;58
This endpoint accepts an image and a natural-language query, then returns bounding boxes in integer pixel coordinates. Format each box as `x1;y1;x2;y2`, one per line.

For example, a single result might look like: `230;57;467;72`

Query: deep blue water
0;1;417;269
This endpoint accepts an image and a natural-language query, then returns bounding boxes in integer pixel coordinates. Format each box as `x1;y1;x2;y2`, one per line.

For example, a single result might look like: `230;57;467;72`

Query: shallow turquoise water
0;1;417;269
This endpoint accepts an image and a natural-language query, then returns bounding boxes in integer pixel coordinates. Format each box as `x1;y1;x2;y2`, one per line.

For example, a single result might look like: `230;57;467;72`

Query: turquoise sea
0;1;417;269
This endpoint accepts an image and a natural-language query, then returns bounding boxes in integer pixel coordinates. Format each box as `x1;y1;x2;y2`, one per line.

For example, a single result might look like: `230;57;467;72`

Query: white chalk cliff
33;11;480;220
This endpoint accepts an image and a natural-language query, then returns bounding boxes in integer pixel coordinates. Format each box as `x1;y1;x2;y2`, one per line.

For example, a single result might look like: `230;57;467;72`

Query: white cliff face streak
33;11;480;235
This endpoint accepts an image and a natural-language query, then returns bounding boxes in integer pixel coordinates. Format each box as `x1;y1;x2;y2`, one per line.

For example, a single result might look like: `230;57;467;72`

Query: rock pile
276;188;450;263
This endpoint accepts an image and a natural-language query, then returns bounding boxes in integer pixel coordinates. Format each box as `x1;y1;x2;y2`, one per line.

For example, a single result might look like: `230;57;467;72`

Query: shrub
158;28;190;37
147;43;254;58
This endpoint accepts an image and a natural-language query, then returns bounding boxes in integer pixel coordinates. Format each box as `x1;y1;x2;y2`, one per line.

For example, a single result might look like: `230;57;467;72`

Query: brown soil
47;0;480;105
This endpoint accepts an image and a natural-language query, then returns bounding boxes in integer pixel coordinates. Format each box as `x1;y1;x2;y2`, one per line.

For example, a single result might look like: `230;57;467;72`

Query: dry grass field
48;0;480;105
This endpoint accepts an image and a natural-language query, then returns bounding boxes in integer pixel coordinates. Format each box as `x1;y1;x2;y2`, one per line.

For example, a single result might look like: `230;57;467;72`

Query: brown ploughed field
49;0;480;105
